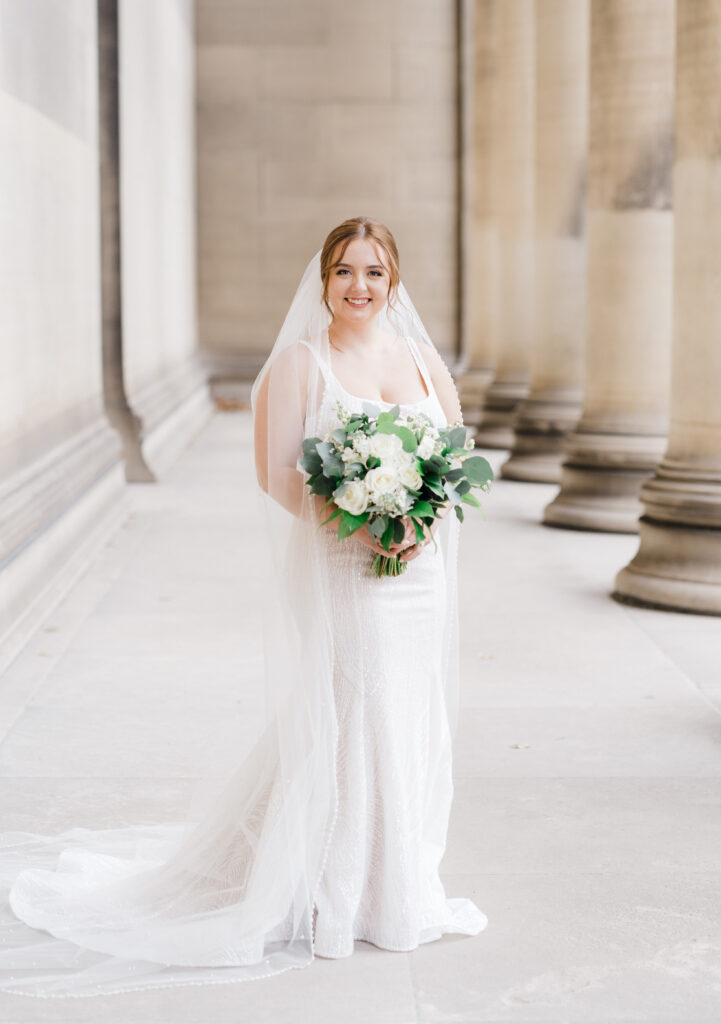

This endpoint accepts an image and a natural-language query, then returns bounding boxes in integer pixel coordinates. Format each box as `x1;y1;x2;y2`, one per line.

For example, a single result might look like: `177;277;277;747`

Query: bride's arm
253;344;311;518
421;343;464;425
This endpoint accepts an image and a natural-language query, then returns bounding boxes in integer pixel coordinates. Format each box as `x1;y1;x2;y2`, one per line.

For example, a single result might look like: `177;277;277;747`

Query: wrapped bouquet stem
300;401;493;578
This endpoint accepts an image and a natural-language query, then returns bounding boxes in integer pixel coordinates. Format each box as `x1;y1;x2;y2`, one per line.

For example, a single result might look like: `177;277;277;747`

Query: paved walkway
1;410;720;1023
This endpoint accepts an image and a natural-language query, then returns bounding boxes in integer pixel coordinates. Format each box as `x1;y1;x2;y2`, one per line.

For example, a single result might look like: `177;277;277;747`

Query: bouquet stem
371;554;408;578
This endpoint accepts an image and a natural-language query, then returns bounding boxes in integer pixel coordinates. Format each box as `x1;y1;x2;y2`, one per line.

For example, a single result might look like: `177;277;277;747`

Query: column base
612;461;721;614
473;375;529;449
500;392;582;483
542;429;666;533
128;355;214;478
614;518;721;615
0;418;127;673
457;367;495;429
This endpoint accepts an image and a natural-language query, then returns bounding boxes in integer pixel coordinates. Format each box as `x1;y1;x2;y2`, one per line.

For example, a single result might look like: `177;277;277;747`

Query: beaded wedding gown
0;259;487;998
306;335;487;957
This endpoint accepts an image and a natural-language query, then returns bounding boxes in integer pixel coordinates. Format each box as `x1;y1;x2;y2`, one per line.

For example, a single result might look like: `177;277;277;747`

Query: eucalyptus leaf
302;437;322;456
310;476;335;496
462;455;494;486
300;452;322;475
454;505;465;522
362;401;383;417
367;516;387;539
331;428;347;444
448;426;467;449
321;453;344;478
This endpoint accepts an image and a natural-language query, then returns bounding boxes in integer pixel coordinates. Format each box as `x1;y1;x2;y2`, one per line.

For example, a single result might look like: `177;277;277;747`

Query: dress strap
403;336;434;398
297;339;332;382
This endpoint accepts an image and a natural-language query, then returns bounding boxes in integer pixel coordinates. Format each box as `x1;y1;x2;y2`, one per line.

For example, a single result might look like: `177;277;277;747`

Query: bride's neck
328;318;383;352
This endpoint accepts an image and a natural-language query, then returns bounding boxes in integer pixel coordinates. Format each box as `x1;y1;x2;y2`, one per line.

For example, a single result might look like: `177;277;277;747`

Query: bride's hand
398;516;440;562
353;516;417;558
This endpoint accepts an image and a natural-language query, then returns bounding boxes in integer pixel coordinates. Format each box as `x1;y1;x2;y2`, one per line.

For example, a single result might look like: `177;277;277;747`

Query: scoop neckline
325;329;432;408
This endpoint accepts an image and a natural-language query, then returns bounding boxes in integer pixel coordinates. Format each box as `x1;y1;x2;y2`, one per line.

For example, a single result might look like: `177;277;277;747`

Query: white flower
334;479;369;515
341;447;359;463
398;463;422;491
417;433;436;460
352;434;373;461
370;432;403;461
397;488;414;513
365;465;401;498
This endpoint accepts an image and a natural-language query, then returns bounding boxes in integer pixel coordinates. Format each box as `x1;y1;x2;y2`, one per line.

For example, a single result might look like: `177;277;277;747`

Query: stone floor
1;409;720;1023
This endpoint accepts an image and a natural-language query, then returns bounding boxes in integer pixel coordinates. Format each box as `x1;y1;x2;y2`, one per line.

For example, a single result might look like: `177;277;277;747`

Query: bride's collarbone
331;350;429;405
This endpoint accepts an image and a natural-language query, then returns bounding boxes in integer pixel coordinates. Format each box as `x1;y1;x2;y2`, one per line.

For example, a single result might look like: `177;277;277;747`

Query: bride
0;216;487;997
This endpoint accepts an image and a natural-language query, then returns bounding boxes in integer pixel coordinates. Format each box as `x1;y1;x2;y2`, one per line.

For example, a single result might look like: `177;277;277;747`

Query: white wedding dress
0;305;487;999
305;335;487;956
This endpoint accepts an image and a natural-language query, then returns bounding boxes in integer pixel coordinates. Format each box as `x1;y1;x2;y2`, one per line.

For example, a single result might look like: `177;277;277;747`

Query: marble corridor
0;410;719;1024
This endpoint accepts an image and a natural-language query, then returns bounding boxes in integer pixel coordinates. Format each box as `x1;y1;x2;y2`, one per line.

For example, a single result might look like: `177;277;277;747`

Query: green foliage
375;419;418;453
337;511;369;539
462;455;494;486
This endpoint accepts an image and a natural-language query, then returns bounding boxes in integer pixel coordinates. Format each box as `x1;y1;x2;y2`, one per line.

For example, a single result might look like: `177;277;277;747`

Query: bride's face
327;238;390;325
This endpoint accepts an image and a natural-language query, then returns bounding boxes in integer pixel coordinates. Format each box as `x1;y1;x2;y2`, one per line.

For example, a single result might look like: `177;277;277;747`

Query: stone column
118;0;212;477
614;0;721;614
97;0;153;482
501;0;588;483
544;0;674;531
458;0;500;430
474;0;534;448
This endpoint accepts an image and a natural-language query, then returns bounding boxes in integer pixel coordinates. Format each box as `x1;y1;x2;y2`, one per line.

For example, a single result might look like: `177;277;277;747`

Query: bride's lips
345;297;371;307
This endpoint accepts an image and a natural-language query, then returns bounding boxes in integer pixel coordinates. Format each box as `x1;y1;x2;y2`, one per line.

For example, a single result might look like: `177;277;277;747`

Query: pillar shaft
460;0;500;429
474;0;534;448
501;0;588;483
614;0;721;614
544;0;674;531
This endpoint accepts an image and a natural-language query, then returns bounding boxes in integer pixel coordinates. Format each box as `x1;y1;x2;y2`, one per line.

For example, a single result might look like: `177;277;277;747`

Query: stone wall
0;0;125;666
196;0;460;377
0;0;211;666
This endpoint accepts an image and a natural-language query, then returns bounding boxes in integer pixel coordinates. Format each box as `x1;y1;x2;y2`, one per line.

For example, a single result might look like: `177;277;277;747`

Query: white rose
334;479;369;515
365;465;400;498
398;463;422;491
370;432;403;461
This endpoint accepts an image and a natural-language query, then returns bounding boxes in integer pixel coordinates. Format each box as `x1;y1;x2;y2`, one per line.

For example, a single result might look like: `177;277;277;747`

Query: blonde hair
320;216;400;318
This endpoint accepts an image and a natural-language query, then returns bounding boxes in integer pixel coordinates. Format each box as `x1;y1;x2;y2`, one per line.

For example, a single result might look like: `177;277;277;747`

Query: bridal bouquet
300;400;493;577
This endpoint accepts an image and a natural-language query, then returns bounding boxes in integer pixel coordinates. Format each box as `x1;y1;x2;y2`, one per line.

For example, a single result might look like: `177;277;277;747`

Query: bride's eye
369;270;383;278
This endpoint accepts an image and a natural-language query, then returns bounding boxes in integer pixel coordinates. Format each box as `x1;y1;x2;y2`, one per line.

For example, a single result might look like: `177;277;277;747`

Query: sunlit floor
1;410;720;1022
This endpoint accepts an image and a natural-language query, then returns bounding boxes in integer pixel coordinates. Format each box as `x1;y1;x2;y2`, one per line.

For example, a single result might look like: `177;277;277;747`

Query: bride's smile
326;237;390;325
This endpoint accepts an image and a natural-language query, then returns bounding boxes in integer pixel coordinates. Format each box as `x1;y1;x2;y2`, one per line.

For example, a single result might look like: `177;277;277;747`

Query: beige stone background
1;0;720;674
2;2;721;1019
196;0;459;374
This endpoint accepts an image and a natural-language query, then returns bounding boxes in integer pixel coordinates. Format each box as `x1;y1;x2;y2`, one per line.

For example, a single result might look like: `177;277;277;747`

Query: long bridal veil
0;249;462;997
